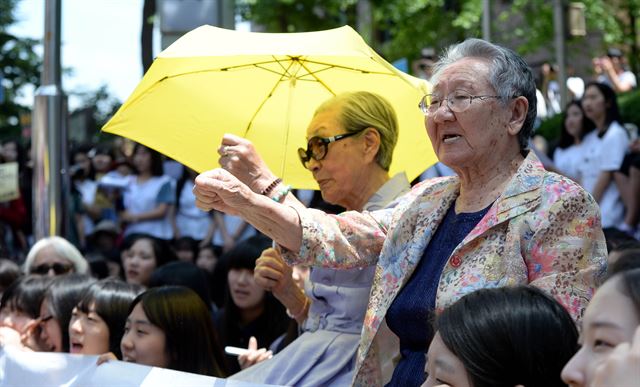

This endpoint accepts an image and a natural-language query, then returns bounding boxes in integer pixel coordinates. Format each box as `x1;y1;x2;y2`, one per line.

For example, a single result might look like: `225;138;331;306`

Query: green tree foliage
237;0;639;72
237;0;358;33
0;0;41;140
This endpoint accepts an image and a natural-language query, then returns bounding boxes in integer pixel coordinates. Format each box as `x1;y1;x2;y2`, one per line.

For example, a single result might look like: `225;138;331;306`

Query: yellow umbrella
102;25;435;189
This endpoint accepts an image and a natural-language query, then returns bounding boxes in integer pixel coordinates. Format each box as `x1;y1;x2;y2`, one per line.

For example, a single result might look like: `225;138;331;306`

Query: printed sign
0;162;19;202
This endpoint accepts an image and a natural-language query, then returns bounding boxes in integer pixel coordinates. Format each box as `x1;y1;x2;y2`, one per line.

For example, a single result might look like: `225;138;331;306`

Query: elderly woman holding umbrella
194;38;606;386
222;91;408;385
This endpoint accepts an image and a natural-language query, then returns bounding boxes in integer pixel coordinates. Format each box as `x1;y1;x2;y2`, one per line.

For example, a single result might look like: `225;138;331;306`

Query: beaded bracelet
260;177;282;196
271;184;292;203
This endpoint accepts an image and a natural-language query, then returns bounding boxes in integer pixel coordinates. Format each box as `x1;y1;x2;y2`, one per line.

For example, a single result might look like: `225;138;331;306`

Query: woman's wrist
253;172;279;194
285;293;310;323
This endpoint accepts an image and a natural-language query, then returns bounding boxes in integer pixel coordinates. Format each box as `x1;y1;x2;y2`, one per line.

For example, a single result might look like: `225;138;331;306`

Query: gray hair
431;38;537;151
314;91;399;171
24;236;89;275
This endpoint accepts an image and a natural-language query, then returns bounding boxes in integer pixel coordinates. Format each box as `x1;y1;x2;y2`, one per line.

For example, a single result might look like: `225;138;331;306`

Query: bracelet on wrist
286;296;309;321
271;184;292;203
260;177;282;196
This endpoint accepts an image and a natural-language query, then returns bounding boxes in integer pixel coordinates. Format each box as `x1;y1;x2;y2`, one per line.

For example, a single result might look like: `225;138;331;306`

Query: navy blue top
385;203;491;386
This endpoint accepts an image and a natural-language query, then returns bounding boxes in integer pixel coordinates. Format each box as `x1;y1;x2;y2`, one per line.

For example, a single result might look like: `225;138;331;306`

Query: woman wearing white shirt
553;100;595;181
578;82;630;228
120;144;176;240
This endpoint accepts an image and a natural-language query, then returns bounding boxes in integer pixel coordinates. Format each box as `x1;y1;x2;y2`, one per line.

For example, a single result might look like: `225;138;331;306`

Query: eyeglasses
31;263;73;275
419;93;504;115
297;130;364;168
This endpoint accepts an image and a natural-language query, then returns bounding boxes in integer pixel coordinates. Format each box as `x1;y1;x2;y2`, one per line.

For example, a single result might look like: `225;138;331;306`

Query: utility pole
32;0;69;240
482;0;491;42
553;0;568;108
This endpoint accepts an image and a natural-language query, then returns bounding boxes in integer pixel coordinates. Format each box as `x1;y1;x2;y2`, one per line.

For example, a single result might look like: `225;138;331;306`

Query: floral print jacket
281;152;607;386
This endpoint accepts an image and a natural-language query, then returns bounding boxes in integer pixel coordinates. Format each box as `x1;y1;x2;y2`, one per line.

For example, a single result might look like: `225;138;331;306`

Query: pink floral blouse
280;152;607;386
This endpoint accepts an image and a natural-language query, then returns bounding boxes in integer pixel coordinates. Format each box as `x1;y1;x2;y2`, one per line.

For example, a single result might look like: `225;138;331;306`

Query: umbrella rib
297;60;336;96
242;58;298;137
120;58;298;109
302;58;395;75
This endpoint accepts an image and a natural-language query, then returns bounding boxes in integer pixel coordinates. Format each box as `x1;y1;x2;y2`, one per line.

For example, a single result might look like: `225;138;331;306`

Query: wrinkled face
581;86;607;125
132;146;152;174
0;306;32;332
227;268;265;311
120;303;169;368
122;239;157;287
304;106;369;209
196;248;218;274
92;153;113;173
422;332;472;387
31;246;75;277
561;277;640;386
565;104;586;140
68;304;110;355
426;58;515;170
39;298;63;352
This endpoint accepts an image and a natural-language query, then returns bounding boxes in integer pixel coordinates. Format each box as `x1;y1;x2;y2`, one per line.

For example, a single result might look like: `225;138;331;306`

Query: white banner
0;163;19;203
0;347;279;387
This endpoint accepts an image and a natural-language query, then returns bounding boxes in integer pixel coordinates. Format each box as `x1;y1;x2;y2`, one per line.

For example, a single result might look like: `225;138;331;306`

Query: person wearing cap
594;48;637;93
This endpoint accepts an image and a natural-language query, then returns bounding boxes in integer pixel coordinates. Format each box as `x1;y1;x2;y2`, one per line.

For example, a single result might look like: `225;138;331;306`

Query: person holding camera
593;48;637;93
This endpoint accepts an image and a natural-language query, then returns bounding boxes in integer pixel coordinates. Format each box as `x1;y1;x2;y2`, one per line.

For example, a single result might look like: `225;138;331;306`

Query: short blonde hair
23;236;88;275
314;91;398;171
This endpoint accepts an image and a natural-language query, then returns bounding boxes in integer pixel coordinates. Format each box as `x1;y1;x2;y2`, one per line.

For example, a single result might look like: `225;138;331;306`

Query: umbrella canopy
102;25;436;189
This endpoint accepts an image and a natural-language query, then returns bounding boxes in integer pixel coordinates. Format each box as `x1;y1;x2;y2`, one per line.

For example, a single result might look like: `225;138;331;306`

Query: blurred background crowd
0;0;640;385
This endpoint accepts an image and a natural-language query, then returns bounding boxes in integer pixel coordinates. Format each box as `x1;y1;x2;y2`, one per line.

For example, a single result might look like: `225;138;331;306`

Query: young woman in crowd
553;100;595;180
423;286;579;387
562;267;640;386
120;143;175;241
98;286;227;377
216;235;289;374
68;279;142;357
577;82;630;228
1;138;31;257
171;167;215;245
70;145;101;247
171;236;198;263
120;233;176;288
38;274;95;352
195;244;225;309
0;276;52;349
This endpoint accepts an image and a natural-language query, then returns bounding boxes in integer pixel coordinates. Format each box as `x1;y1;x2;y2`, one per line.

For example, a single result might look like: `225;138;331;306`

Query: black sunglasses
297;130;364;168
31;263;73;275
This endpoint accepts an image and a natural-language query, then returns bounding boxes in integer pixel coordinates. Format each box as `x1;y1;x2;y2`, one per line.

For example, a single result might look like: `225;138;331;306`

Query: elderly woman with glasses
219;91;408;385
194;38;606;386
23;237;89;277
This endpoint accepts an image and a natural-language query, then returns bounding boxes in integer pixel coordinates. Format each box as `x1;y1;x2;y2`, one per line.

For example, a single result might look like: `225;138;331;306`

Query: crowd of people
0;37;638;387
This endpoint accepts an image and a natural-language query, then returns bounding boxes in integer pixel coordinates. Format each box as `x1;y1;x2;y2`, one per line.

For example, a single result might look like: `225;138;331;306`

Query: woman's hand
19;319;44;351
0;326;23;348
592;326;640;386
193;168;255;215
96;352;118;365
237;336;273;370
254;248;294;297
218;134;278;193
